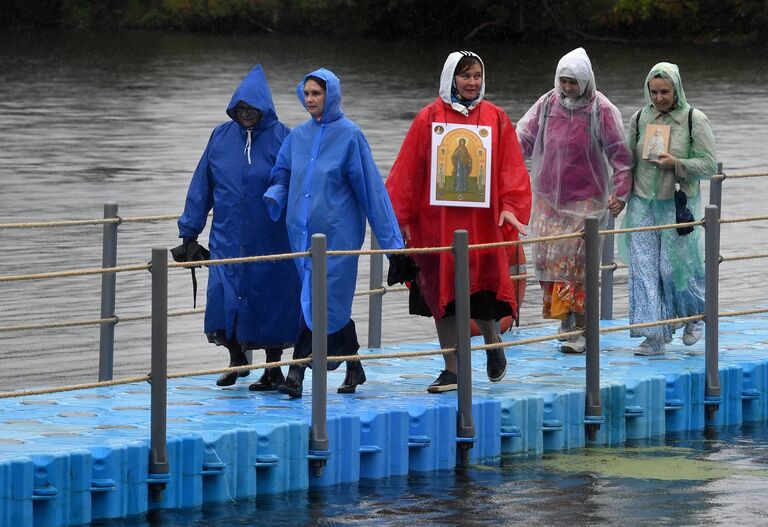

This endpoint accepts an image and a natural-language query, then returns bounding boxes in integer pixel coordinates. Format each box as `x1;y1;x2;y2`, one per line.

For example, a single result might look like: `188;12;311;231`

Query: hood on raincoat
555;47;595;110
643;62;689;113
295;68;345;125
225;64;279;129
439;51;486;116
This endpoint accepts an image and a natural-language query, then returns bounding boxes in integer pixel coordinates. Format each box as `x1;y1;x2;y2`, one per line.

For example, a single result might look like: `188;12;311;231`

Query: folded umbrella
674;183;695;236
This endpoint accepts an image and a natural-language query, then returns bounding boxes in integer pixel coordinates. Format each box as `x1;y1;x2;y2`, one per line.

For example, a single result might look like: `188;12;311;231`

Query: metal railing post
600;215;615;320
454;230;475;464
704;205;721;420
584;217;602;440
148;247;169;502
309;234;329;477
709;162;723;216
367;236;383;349
98;202;119;381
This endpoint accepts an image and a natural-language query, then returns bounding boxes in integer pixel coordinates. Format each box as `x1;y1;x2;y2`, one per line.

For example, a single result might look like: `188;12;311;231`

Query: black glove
674;188;695;236
170;238;210;265
170;238;210;308
387;254;420;286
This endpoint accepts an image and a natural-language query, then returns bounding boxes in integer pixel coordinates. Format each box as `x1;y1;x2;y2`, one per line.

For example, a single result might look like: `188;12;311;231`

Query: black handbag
673;182;695;236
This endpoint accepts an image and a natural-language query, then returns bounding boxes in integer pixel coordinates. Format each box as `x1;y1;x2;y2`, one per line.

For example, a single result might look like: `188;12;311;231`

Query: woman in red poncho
386;51;532;393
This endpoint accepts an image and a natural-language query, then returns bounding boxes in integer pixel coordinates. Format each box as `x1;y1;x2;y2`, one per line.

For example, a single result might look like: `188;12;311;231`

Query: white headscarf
438;51;486;116
554;47;596;109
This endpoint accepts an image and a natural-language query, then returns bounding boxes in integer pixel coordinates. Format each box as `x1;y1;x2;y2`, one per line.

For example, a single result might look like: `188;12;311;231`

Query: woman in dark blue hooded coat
178;65;302;390
264;68;405;397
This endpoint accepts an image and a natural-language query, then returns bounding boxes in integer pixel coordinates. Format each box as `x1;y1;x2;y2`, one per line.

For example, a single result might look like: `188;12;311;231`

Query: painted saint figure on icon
430;123;492;207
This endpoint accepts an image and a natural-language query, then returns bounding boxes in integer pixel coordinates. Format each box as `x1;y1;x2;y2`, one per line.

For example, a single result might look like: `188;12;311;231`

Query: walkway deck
2;314;768;526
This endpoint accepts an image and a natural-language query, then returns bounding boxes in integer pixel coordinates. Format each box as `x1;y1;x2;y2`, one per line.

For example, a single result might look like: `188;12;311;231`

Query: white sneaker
682;322;703;346
557;314;575;342
634;338;665;356
560;335;586;354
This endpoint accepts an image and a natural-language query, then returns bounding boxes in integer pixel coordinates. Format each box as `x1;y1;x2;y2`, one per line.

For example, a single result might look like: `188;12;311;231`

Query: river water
92;423;768;526
1;28;768;526
1;29;767;389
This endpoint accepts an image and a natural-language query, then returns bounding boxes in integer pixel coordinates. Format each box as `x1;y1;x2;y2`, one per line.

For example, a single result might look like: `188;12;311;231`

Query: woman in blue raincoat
178;65;302;389
264;68;405;398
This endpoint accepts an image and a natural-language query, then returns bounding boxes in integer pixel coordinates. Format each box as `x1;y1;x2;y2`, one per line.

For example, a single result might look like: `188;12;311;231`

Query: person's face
648;77;676;112
559;76;581;99
234;102;262;128
454;63;483;100
303;79;325;119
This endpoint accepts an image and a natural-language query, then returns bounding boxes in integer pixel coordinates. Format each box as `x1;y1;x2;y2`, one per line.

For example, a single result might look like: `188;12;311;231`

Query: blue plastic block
310;414;360;487
665;372;692;433
6;457;33;527
565;390;586;450
407;403;456;472
89;445;127;520
1;457;33;527
124;441;149;517
31;449;91;527
625;376;665;440
255;421;309;495
707;366;743;427
151;434;203;510
739;360;766;422
591;384;625;446
359;409;409;479
200;430;235;504
467;399;501;464
499;396;543;454
542;392;566;451
689;370;706;431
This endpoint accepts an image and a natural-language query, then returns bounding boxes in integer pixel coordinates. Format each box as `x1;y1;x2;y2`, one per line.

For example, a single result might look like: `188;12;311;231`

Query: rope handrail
4;307;768;399
0;308;206;333
0;211;216;230
0;263;150;283
720;215;768;225
720;253;768;263
711;171;768;180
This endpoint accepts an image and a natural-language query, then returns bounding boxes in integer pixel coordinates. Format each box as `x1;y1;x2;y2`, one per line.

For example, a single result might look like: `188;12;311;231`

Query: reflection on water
1;29;768;389
90;423;768;526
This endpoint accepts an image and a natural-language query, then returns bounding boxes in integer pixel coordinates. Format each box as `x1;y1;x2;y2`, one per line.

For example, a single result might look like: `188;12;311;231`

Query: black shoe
486;348;507;382
427;370;458;393
277;367;304;399
248;367;285;392
337;361;366;394
216;348;250;387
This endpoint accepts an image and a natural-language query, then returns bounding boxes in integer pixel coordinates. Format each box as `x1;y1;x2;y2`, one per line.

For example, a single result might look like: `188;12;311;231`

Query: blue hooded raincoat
265;68;404;334
178;65;302;347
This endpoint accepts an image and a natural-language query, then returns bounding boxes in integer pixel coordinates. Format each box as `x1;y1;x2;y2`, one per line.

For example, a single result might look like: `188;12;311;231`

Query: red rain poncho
386;53;531;321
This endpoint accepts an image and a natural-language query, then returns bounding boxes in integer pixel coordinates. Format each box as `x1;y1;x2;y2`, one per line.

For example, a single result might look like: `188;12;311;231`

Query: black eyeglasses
235;104;261;117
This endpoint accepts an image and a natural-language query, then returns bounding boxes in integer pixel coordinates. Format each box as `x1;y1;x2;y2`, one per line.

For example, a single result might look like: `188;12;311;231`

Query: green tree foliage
2;0;767;41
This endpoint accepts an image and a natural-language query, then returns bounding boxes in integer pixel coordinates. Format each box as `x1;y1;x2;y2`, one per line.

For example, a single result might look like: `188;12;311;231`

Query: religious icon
430;123;492;208
642;124;671;161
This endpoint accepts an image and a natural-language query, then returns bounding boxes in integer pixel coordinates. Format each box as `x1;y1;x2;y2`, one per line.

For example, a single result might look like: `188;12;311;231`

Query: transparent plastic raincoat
264;68;404;334
619;62;717;343
386;52;532;321
516;48;632;285
178;65;301;347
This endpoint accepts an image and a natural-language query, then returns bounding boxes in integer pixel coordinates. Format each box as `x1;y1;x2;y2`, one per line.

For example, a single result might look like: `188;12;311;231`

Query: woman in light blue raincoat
264;68;405;398
178;65;302;389
619;62;717;355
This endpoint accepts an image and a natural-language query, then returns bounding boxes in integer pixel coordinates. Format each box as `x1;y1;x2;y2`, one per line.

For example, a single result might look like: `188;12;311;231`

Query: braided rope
720;215;768;225
600;220;704;236
720;253;768;263
712;172;768;180
0;263;150;282
0;375;150;399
